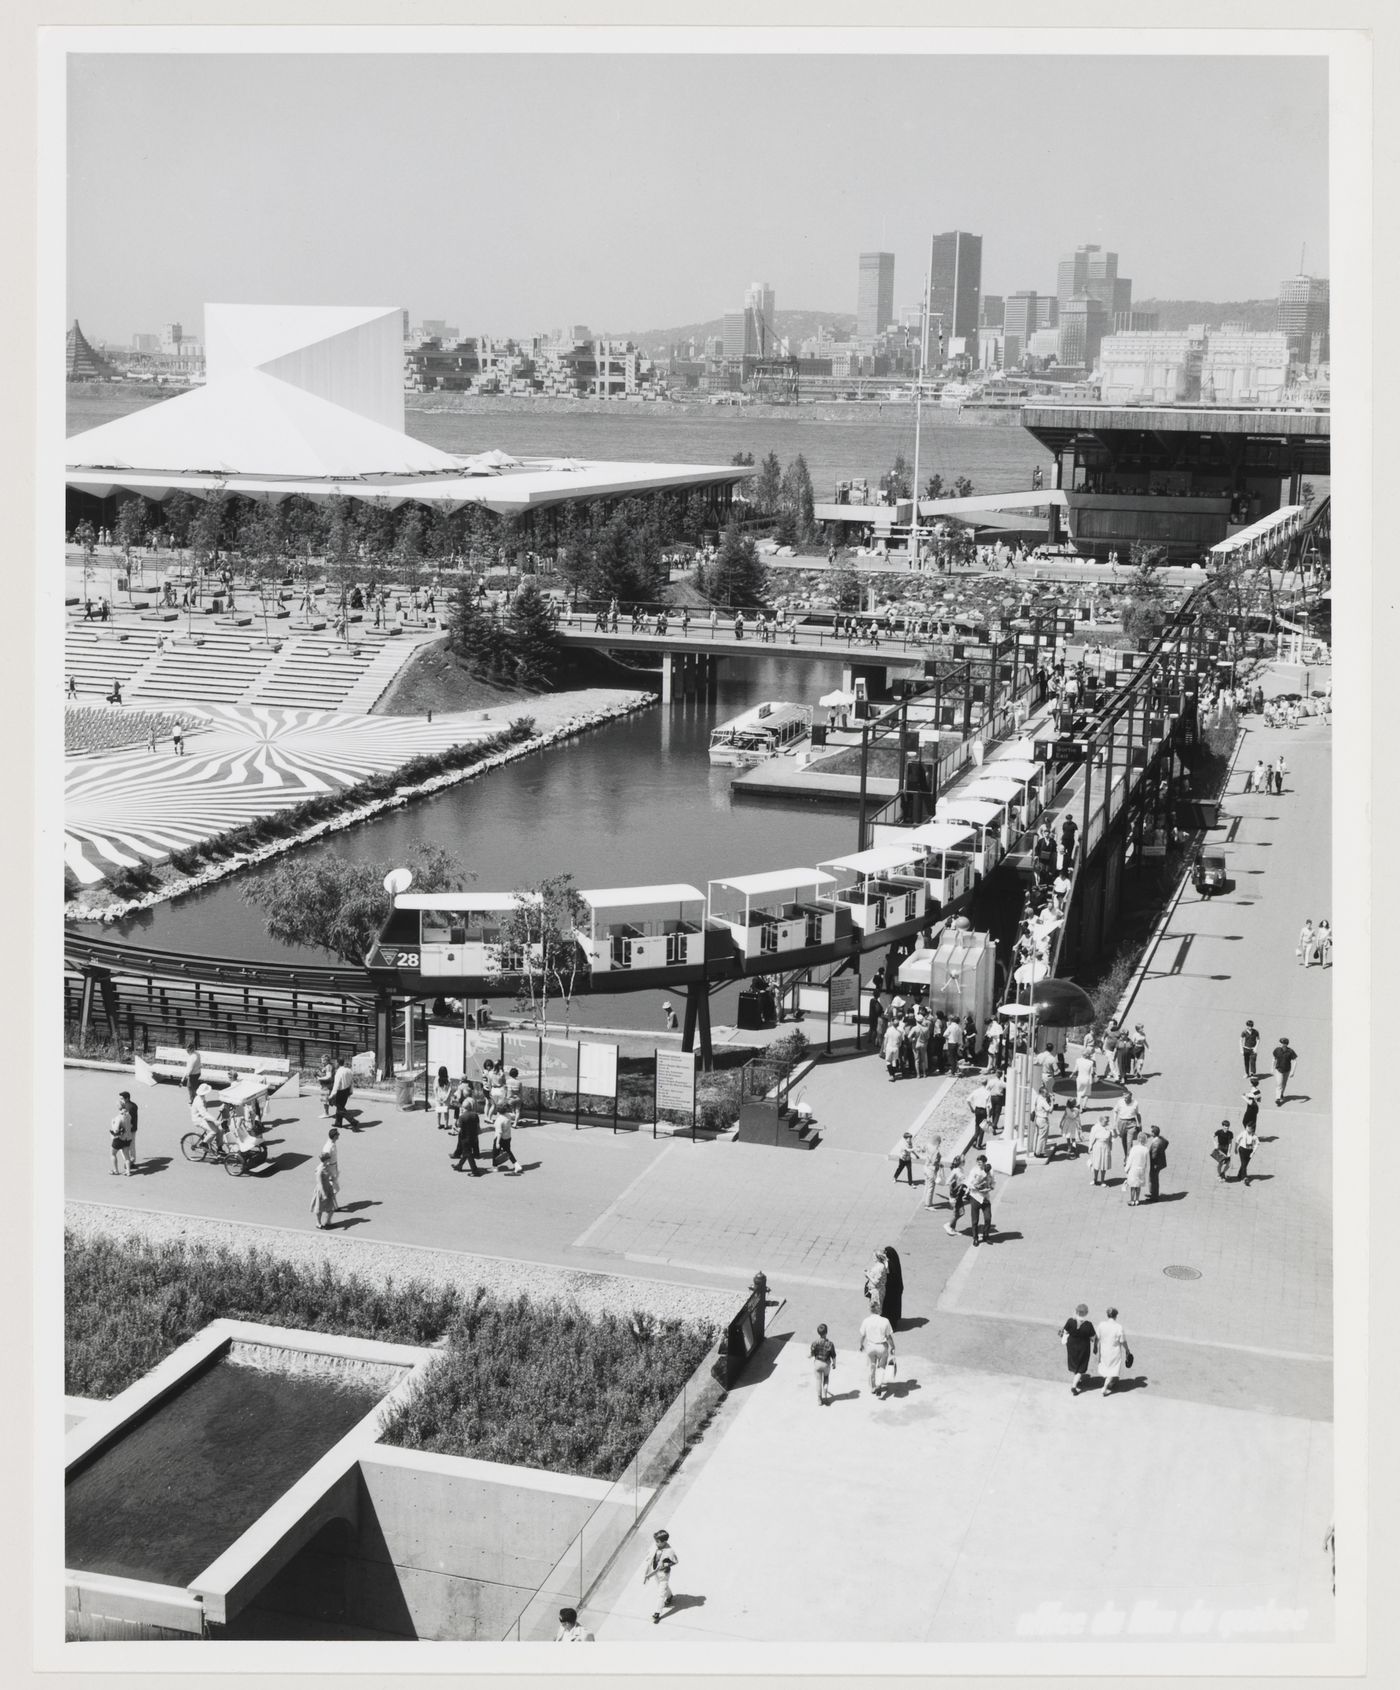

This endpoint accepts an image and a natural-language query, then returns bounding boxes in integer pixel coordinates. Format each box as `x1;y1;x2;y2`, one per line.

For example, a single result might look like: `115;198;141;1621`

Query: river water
99;656;862;1031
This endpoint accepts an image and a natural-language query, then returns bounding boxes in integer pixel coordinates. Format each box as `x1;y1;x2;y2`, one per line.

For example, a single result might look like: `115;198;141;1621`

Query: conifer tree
507;578;563;687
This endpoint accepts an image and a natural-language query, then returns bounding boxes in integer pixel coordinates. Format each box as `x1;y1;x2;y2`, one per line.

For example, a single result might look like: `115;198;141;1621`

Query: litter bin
394;1068;425;1109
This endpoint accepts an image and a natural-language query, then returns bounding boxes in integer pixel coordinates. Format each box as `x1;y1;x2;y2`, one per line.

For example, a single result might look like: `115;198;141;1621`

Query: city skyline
67;52;1328;347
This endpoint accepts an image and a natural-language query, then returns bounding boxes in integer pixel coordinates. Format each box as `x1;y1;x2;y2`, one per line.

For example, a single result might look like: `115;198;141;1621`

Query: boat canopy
966;776;1031;803
984;757;1043;781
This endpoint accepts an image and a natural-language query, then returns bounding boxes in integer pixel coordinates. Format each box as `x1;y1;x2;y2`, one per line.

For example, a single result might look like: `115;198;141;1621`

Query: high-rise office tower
1057;294;1110;370
980;294;1005;330
1004;291;1039;366
721;309;746;363
1036;297;1059;330
743;281;776;355
928;231;982;350
857;253;895;340
1057;245;1098;312
1276;274;1329;365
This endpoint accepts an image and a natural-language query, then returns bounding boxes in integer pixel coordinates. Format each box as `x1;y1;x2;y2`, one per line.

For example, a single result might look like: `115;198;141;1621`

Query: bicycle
179;1128;266;1176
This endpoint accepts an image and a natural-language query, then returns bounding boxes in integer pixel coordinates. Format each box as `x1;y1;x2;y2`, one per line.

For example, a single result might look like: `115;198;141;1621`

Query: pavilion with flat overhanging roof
66;304;752;529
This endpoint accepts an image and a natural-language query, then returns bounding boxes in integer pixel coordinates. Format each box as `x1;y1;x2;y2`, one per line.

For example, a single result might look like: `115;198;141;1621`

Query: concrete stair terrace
63;616;436;714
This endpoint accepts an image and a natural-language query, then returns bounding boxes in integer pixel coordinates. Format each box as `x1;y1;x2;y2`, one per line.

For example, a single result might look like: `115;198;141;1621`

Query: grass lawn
373;636;548;716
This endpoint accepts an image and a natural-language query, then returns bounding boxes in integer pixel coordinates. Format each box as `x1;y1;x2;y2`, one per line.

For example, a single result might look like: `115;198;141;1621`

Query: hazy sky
67;51;1329;345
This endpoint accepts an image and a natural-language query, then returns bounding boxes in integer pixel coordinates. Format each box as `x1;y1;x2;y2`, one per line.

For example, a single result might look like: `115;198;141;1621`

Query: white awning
984;757;1043;781
397;892;539;911
937;797;1006;825
966;776;1032;802
580;883;705;910
898;951;938;984
818;845;920;877
711;867;835;898
907;821;977;851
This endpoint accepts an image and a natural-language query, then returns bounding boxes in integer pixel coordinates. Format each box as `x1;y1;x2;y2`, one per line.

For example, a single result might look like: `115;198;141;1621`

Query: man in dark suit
1146;1126;1168;1202
452;1092;483;1176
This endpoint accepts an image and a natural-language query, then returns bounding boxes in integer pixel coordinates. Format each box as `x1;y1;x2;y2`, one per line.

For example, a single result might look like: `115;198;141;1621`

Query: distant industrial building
857;252;895;340
1200;329;1290;404
1097;325;1290;406
1097;328;1206;404
1276;274;1329;367
1113;311;1159;334
928;231;982;353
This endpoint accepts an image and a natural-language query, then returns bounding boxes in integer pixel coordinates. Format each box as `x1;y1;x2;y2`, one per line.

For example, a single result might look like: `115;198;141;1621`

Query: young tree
243;843;472;966
882;453;912;501
507;578;563;687
499;873;592;1027
1121;542;1170;642
114;498;148;600
681;491;711;546
754;450;783;515
450;580;502;678
780;454;817;542
188;485;229;607
710;519;769;608
243;496;287;637
730;450;755;467
924;473;946;501
829;562;863;612
74;518;98;605
952;475;975;500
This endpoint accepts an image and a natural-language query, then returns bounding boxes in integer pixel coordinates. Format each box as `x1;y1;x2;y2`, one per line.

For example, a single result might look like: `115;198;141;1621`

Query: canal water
99;656;861;1032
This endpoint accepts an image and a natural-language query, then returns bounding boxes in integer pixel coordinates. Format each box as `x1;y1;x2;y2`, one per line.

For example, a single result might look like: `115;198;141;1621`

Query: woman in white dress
1297;920;1316;966
1097;1307;1131;1395
1088;1115;1114;1187
1123;1131;1150;1206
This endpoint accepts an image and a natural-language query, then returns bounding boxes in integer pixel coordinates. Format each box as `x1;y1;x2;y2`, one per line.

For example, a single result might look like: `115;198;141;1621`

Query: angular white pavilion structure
66;304;751;518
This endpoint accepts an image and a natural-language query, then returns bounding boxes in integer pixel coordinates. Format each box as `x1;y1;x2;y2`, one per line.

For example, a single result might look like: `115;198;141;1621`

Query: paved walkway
61;667;1336;1644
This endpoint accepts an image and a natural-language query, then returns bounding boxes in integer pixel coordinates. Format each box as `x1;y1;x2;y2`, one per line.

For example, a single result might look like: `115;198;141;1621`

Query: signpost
827;972;860;1052
654;1048;697;1138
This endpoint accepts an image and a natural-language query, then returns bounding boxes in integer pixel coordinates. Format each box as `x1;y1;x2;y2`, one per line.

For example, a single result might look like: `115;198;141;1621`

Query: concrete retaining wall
233;1447;610;1641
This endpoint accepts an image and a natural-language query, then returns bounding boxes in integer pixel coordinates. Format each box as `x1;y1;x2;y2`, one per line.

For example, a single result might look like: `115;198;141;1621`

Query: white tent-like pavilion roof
66;369;460;480
984;757;1044;781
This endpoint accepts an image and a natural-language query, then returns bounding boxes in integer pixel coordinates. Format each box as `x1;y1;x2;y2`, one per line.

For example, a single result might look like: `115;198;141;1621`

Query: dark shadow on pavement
898;1316;930;1331
1109;1376;1150;1394
664;1595;707;1616
880;1376;921;1399
1236;1174;1275;1184
728;1330;792;1391
132;1157;171;1176
1145;1191;1188;1203
338;1199;382;1214
980;1230;1024;1245
826;1389;862;1404
268;1151;312;1173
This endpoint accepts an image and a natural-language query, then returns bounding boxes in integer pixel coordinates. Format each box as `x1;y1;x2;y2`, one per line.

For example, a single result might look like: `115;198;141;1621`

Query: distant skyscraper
744;281;776;355
1057;245;1099;312
721;309;746;363
980;294;1005;330
1057;294;1110;370
1004;292;1039;366
928;231;982;352
857;252;896;340
1276;274;1329;365
1036;297;1059;330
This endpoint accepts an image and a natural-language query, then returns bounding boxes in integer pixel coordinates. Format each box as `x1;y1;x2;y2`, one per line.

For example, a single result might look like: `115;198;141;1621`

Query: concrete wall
235;1447;610;1642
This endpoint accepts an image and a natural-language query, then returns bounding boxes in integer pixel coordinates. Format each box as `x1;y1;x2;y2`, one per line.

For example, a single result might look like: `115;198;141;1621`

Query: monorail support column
661;651;675;704
706;655;720;699
680;984;715;1070
374;994;396;1080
